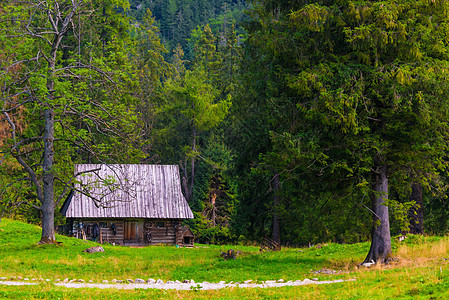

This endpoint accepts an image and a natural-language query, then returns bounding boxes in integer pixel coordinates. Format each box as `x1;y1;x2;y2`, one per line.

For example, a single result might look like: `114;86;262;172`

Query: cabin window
156;222;165;228
99;222;107;228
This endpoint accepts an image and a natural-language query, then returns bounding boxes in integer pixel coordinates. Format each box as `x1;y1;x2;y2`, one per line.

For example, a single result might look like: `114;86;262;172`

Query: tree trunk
363;164;392;264
211;193;217;227
39;109;56;244
409;183;424;234
181;175;190;202
180;160;190;202
272;173;281;244
190;123;196;203
40;29;58;243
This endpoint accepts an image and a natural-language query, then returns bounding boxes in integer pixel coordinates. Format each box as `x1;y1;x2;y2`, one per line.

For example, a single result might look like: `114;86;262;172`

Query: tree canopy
233;0;449;261
2;0;449;261
0;0;145;243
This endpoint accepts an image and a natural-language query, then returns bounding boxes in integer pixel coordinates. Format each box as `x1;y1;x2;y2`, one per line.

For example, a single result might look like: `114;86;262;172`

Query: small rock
182;279;189;283
312;278;318;281
362;262;374;267
303;278;312;283
156;279;164;284
17;276;23;280
135;278;145;284
116;280;123;283
166;281;175;284
175;280;182;284
229;281;234;284
265;280;276;284
235;282;240;285
202;281;210;284
31;278;37;281
361;260;375;268
147;279;156;284
55;279;61;282
82;246;105;253
244;280;253;284
10;277;16;281
45;279;51;282
111;279;117;283
63;278;69;283
69;279;77;283
88;280;94;283
24;278;29;281
126;279;134;283
219;281;226;284
78;279;85;283
277;279;285;283
0;277;6;281
102;280;109;283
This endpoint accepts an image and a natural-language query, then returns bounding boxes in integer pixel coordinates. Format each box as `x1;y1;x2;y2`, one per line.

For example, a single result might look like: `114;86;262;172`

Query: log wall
69;218;185;246
71;219;124;245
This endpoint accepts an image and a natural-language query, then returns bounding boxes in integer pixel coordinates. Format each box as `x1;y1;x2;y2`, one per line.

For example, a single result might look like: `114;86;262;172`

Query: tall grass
397;235;449;261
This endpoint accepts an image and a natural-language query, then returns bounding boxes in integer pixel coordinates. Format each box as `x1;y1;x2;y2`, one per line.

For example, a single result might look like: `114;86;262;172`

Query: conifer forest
3;0;449;264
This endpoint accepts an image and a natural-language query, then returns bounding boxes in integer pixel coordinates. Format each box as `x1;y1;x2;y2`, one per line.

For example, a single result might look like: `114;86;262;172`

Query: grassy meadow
1;219;449;299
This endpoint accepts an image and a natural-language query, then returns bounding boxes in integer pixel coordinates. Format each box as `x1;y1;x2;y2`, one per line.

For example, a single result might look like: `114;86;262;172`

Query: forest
2;0;449;264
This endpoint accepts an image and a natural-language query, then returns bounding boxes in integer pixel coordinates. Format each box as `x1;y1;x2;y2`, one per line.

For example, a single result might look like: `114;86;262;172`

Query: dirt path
0;279;354;290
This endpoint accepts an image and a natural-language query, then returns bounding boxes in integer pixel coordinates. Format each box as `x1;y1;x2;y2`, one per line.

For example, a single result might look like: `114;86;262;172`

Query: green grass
1;218;449;299
0;219;367;282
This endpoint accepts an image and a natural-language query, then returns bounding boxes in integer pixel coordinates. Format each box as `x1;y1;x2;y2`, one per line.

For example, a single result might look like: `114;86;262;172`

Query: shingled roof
62;164;194;219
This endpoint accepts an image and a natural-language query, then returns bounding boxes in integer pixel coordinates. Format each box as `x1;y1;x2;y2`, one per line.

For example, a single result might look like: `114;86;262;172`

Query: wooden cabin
61;164;194;246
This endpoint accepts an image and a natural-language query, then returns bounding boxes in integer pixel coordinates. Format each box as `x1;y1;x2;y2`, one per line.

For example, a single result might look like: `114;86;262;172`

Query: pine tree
238;0;449;262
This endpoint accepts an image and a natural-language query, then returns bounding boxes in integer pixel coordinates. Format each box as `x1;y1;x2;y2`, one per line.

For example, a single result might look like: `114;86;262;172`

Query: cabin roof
62;164;194;219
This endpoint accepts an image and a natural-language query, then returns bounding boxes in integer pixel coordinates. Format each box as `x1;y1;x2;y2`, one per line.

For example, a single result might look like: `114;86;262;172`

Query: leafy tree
0;0;144;243
158;66;231;202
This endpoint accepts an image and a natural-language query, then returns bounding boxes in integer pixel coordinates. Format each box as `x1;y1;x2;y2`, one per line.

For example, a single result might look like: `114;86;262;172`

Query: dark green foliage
4;0;449;247
232;0;449;248
185;137;237;244
126;0;249;61
151;23;240;243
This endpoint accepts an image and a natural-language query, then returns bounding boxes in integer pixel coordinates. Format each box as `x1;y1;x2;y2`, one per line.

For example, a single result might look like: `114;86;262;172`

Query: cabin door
124;221;137;242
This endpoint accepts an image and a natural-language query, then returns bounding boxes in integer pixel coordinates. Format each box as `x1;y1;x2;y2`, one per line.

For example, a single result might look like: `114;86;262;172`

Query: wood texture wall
70;218;185;246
